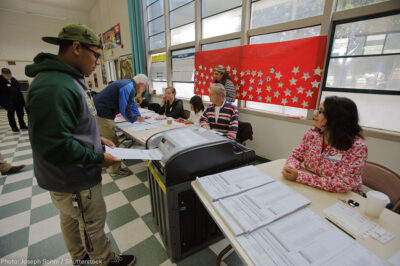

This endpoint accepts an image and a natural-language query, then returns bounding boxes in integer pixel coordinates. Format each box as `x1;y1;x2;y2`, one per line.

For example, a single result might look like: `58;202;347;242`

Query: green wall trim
127;0;146;75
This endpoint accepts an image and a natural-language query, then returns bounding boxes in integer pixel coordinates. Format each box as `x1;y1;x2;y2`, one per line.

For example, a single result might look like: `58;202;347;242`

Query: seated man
94;74;149;177
200;83;239;140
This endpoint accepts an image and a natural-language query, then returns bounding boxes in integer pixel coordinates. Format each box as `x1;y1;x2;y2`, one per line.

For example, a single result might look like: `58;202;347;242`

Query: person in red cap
25;23;136;266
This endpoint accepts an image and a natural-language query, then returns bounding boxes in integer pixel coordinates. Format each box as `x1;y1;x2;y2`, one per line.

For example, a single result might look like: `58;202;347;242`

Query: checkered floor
0;109;246;266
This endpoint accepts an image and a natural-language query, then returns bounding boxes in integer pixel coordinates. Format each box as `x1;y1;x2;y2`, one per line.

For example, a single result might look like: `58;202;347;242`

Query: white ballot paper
114;116;126;123
216;181;311;235
237;208;387;266
106;146;162;160
197;165;275;201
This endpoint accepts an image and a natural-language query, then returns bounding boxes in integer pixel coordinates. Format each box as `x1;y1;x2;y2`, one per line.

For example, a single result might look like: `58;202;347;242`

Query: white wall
0;0;89;82
88;0;132;92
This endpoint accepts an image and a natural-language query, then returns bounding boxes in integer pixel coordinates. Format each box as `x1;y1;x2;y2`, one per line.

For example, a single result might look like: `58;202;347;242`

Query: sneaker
20;125;28;130
11;127;19;132
2;165;25;175
109;168;132;177
109;254;136;266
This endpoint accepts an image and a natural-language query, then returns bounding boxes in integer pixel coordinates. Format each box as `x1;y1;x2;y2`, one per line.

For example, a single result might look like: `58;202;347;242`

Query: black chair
183;109;190;119
236;121;253;144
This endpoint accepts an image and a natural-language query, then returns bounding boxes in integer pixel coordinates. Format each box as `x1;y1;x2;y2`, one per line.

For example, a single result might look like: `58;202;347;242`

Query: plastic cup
365;191;390;217
167;117;173;125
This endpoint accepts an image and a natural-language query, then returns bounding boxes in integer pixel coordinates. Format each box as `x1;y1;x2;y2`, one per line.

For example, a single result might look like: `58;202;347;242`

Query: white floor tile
10;158;33;166
0;210;31;237
0;186;32;206
143;181;149;189
31;191;51;209
209;238;230;255
114;175;141;191
102;174;113;185
159;259;177;266
130;195;151;217
16;142;31;148
4;170;34;185
129;164;147;174
0;148;16;154
3;247;28;263
0;141;18;147
154;232;165;249
28;215;61;245
13;149;32;157
50;253;73;266
104;192;129;212
111;218;152;253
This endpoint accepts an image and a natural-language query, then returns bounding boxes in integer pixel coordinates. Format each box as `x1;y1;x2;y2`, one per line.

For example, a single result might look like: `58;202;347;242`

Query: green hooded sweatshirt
26;53;104;192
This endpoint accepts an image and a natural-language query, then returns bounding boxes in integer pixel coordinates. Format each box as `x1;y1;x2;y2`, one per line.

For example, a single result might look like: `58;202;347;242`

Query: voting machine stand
146;127;255;262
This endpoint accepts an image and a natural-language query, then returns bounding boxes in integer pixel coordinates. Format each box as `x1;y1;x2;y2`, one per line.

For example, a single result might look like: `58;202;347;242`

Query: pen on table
325;217;356;240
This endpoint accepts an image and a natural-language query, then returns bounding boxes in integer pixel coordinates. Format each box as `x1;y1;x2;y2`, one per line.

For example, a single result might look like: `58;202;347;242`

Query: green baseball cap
42;23;102;48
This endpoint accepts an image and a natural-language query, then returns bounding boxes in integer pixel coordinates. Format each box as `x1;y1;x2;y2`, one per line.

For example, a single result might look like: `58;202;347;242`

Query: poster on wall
94;73;98;88
101;59;107;85
119;54;134;79
102;23;121;50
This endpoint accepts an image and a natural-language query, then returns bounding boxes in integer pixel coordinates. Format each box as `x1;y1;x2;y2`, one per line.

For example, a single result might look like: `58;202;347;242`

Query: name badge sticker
327;152;343;162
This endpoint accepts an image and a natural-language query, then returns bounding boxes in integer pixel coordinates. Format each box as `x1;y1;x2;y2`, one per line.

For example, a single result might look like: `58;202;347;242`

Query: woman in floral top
282;96;367;195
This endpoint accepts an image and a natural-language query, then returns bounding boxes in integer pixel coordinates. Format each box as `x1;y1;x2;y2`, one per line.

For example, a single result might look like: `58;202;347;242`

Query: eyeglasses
314;109;325;115
80;43;101;62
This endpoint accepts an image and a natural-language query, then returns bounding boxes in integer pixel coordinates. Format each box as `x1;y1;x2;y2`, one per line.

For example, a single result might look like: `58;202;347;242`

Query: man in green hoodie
25;24;136;266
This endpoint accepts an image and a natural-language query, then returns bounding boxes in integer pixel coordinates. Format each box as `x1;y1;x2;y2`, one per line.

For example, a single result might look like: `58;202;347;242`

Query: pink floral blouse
286;127;368;195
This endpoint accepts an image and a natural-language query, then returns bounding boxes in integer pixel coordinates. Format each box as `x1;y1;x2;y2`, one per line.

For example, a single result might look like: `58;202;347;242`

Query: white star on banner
195;78;198;82
202;81;206;85
278;82;284;88
201;89;204;93
249;78;255;84
248;86;254;91
242;90;247;97
274;91;280;98
210;82;213;87
233;69;237;75
266;86;272;92
269;67;275;74
246;70;251;75
289;77;297;85
313;66;322;76
234;76;239;81
251;70;257;76
196;71;199;75
236;85;240;90
206;75;209;80
236;93;240;98
301;101;308;108
306;90;314;97
284;88;291;96
196;88;199;92
248;94;253;100
311;80;320;88
198;80;201;85
275;71;283;80
240;71;245;77
297;86;305;94
265;96;272;102
258;80;263;85
241;80;245;85
204;66;207;71
281;98;288;105
209;68;213;73
199;65;202;70
256;88;262;94
302;72;310;81
258;96;262;101
257;71;263;77
292;66;300;75
227;65;231;71
201;73;204;78
292;96;298;103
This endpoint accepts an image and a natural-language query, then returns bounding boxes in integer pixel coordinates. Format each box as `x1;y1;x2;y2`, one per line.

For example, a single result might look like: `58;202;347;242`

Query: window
202;39;241;51
152;81;168;95
323;13;400;132
336;0;390;11
251;0;325;29
106;60;117;82
172;48;195;99
202;8;242;39
146;0;165;50
170;1;195;45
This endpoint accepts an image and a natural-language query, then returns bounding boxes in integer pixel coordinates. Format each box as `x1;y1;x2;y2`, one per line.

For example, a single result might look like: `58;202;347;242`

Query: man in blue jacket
0;68;27;132
94;74;149;177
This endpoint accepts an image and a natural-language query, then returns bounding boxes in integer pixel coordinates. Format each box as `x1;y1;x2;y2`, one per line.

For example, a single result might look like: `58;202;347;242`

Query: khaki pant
0;152;12;174
50;183;112;265
97;116;121;172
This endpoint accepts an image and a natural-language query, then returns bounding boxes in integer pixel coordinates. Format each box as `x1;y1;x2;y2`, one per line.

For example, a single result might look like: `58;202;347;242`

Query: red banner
194;36;327;109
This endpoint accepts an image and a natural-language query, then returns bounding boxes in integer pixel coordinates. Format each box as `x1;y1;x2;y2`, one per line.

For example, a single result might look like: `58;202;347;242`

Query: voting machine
146;126;255;261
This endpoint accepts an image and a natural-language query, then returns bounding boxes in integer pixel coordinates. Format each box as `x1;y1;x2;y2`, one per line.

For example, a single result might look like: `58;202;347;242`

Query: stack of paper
197;165;275;201
214;182;311;235
105;146;162;160
237;208;386;266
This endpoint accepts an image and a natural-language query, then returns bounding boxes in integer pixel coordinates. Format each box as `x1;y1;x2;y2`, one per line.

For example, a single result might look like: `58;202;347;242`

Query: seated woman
282;96;367;195
185;95;204;126
214;65;236;103
157;87;185;119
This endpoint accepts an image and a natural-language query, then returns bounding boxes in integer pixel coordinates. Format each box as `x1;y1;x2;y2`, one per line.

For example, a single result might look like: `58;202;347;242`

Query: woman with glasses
282;96;368;195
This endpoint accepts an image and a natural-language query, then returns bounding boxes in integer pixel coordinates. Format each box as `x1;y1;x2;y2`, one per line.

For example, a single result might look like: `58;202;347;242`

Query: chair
236;121;253;144
183;109;190;120
362;161;400;213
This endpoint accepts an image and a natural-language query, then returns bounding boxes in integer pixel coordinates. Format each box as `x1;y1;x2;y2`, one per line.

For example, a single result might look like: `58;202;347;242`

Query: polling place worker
94;74;149;177
200;83;239;140
25;23;136;266
157;86;185;119
214;65;236;102
282;96;368;195
0;68;28;132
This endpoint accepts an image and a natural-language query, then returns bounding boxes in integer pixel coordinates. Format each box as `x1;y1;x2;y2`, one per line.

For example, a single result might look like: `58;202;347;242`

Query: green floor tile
1;152;14;159
122;184;149;202
106;232;120;254
135;171;148;182
0;177;6;186
0;227;29;257
15;145;32;152
32;185;47;196
124;236;168;266
30;203;59;224
102;182;120;197
12;153;32;162
2;178;33;194
0;144;16;150
22;164;34;172
18;139;31;143
28;233;68;261
224;251;245;265
106;204;139;231
176;247;217;266
123;159;143;167
141;213;157;234
0;198;31;219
